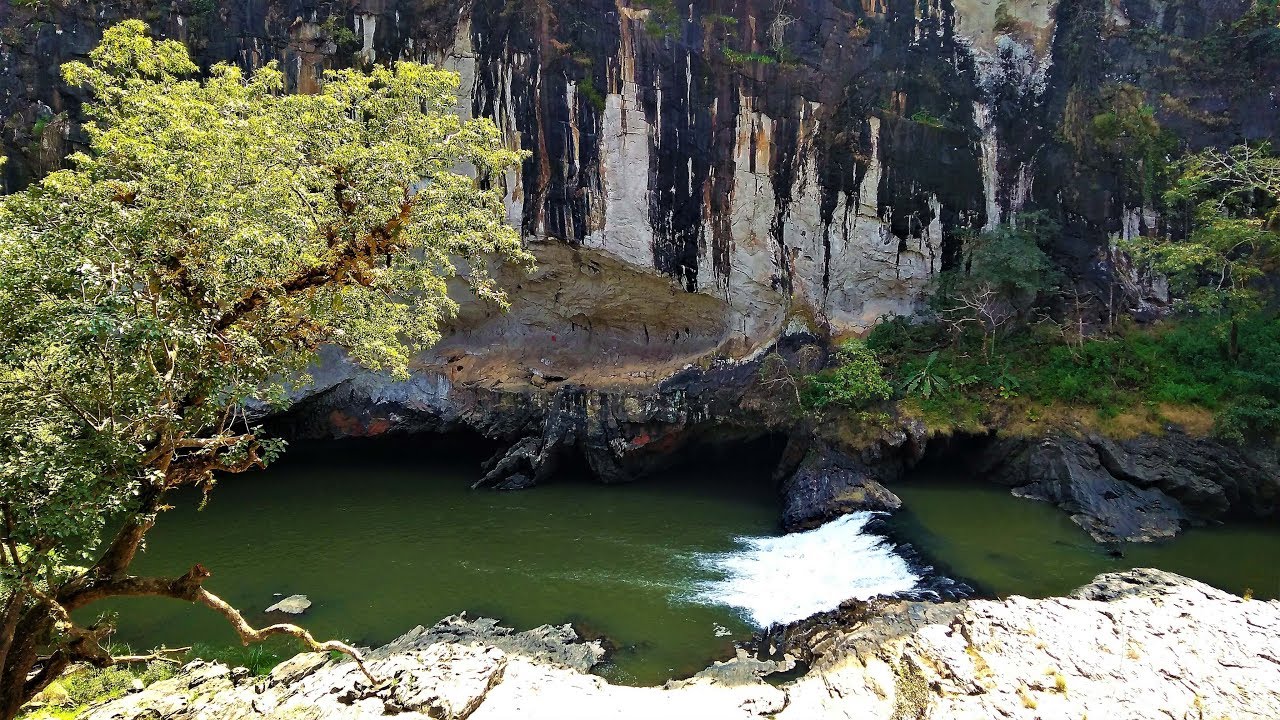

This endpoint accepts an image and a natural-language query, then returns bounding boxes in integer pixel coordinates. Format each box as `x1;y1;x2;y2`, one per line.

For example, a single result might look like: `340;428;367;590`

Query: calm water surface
90;439;782;685
891;474;1280;600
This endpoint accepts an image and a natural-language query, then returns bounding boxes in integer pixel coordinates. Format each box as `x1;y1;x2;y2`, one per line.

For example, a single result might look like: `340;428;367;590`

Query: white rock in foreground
82;571;1280;720
265;594;311;614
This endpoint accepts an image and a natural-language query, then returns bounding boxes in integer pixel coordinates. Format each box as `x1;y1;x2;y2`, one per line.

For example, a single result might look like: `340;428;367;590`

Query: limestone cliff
3;1;1277;518
2;0;1276;353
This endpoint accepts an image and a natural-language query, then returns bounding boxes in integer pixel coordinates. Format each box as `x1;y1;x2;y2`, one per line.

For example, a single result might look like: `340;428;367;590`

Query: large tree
0;21;529;718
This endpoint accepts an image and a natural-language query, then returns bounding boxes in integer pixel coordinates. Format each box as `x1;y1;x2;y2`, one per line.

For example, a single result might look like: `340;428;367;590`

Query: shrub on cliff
1129;143;1280;361
932;212;1059;356
0;21;529;719
802;340;893;411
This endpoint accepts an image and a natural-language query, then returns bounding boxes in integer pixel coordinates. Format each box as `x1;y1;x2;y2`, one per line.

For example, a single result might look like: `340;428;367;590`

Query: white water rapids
689;512;922;627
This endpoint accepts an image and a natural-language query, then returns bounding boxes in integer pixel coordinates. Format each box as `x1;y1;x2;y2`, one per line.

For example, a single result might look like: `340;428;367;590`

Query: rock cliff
78;570;1280;719
2;1;1277;532
3;0;1276;349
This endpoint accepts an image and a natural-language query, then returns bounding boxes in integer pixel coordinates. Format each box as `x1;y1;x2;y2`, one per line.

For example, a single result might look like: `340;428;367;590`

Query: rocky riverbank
80;570;1279;720
267;336;1280;546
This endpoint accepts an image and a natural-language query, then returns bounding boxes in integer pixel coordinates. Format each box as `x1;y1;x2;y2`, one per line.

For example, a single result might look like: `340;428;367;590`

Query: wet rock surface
779;440;908;532
82;571;1280;720
980;432;1279;542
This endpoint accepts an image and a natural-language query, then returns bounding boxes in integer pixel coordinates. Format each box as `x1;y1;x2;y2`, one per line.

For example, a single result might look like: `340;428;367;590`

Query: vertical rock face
4;1;1275;357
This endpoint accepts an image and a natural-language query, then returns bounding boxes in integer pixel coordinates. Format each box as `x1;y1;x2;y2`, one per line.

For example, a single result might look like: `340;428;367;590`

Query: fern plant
902;352;950;399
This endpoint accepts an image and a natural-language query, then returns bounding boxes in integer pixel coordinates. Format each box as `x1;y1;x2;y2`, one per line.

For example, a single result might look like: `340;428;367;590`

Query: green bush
866;311;1280;442
802;340;893;410
722;47;777;65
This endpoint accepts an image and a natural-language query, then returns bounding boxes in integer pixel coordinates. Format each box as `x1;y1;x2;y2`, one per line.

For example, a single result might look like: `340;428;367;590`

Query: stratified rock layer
82;571;1280;720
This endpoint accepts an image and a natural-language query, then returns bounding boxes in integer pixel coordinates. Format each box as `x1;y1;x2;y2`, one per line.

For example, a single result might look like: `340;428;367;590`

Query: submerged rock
82;571;1280;720
265;594;312;614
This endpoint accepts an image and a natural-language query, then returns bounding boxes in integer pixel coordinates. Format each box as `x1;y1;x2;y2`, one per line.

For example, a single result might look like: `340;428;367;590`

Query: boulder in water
780;443;903;532
265;595;311;614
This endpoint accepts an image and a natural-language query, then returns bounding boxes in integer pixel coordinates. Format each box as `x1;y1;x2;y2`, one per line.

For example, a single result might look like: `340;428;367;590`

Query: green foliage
0;21;529;707
19;661;175;718
802;340;893;410
721;47;778;66
185;0;216;15
1090;87;1179;205
1064;84;1179;207
970;213;1059;296
703;13;739;29
901;352;949;399
933;214;1058;354
910;109;946;129
638;0;681;39
1129;144;1280;344
576;74;606;113
867;312;1280;442
320;17;360;53
1229;0;1280;58
188;643;284;676
1;17;526;562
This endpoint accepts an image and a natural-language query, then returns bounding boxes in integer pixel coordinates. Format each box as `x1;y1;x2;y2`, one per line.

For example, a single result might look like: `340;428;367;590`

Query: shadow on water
82;431;789;686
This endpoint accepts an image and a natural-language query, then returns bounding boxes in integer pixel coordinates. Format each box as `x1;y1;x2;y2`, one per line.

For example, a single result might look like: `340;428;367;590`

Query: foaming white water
689;512;921;627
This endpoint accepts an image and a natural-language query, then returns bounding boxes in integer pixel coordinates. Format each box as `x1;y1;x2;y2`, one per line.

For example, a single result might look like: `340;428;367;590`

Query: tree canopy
1129;144;1280;357
0;20;528;717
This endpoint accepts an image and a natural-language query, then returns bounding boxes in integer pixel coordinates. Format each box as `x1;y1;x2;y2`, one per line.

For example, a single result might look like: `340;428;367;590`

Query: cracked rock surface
82;571;1279;720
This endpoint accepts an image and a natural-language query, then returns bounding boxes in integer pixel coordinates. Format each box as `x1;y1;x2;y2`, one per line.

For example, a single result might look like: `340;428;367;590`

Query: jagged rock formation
80;570;1280;719
977;432;1280;542
777;432;923;531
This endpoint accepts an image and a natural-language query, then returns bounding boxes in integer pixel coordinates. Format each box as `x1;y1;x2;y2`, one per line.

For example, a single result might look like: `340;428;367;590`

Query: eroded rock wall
4;1;1276;357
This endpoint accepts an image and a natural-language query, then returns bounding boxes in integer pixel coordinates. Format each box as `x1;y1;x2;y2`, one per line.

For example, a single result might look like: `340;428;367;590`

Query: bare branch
61;566;378;686
192;587;377;685
110;647;191;665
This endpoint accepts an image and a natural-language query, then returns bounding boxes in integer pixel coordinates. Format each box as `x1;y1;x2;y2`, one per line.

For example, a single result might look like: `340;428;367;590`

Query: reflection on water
891;474;1280;601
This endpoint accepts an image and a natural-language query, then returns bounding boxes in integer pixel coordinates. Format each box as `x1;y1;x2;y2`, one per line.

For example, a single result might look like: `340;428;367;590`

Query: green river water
88;439;1280;687
90;439;780;685
890;475;1280;600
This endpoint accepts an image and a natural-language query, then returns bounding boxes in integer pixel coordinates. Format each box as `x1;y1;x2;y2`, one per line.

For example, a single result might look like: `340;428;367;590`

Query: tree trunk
1230;318;1240;362
0;605;55;720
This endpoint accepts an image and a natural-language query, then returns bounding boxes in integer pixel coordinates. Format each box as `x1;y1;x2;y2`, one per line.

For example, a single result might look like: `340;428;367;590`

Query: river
86;437;1278;686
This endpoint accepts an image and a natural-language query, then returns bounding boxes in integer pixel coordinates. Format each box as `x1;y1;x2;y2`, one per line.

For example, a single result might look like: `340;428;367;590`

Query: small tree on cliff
933;212;1058;357
1128;144;1280;360
0;21;529;718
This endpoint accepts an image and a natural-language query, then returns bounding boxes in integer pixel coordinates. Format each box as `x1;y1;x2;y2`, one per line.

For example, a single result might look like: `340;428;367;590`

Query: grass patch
20;661;176;719
188;642;287;676
722;47;778;66
910;109;947;129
